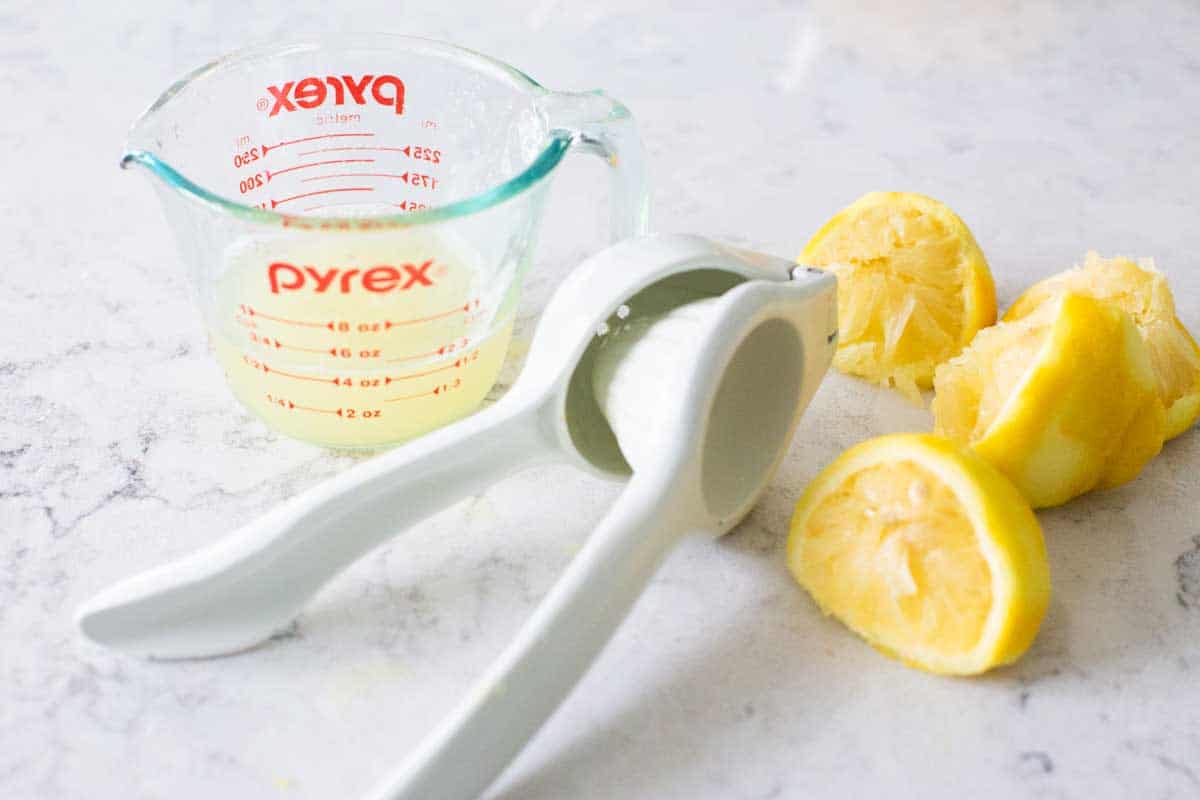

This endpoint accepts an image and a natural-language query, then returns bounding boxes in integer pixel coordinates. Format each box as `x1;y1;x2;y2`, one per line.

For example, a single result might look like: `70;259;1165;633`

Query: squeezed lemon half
800;192;997;400
933;292;1164;508
788;433;1049;675
1005;252;1200;440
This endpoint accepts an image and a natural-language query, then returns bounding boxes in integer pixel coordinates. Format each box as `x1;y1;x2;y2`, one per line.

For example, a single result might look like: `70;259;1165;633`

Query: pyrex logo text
266;74;405;116
268;262;434;294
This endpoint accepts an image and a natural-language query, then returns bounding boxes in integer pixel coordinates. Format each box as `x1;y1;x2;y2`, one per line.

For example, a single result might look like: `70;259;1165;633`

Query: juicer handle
364;473;686;800
544;90;650;241
75;398;553;660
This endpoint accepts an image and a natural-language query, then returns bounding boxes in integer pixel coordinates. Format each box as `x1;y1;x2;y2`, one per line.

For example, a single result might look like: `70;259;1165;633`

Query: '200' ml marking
266;74;405;117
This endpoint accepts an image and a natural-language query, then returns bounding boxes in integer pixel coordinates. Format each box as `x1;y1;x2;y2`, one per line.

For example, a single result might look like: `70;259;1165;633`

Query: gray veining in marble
2;1;1199;798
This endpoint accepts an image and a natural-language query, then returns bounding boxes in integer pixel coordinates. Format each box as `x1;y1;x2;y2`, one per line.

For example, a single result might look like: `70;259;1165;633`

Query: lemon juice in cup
211;228;515;447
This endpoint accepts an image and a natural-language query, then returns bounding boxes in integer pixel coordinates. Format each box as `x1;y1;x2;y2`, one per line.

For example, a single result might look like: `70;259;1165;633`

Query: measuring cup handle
363;473;685;800
543;90;650;241
75;397;554;659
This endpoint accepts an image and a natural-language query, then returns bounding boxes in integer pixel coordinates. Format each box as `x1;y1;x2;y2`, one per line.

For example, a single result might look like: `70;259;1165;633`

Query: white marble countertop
4;2;1200;798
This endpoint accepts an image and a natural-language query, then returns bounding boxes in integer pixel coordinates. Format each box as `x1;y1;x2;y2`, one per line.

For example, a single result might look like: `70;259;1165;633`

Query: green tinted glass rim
121;34;575;228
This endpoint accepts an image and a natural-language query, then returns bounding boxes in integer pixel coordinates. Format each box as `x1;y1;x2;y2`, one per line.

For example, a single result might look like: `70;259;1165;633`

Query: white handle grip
365;474;686;800
76;399;551;659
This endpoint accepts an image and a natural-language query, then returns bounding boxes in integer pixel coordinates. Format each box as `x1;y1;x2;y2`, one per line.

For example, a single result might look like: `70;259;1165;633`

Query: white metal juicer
77;234;838;800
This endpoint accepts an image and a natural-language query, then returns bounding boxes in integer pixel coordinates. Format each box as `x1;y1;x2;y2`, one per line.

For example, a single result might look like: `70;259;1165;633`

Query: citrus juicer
121;34;647;448
77;234;838;800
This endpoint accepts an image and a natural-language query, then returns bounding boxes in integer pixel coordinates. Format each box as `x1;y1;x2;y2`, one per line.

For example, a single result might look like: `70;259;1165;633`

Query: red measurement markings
265;395;344;415
258;353;481;390
301;202;370;213
301;172;410;183
297;403;341;414
386;338;470;364
261;133;375;157
271;187;374;208
300;171;436;189
384;351;478;384
298;146;409;157
386;378;462;403
336;347;395;362
335;408;382;419
248;359;337;384
296;145;442;163
251;355;473;388
239;304;327;329
403;172;437;188
266;159;374;181
383;298;479;329
249;333;328;354
392;200;428;211
242;301;478;332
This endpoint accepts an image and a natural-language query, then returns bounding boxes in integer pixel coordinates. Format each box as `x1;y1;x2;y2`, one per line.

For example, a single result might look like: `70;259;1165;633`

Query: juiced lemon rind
934;293;1164;508
800;192;997;399
788;433;1049;676
1005;253;1200;440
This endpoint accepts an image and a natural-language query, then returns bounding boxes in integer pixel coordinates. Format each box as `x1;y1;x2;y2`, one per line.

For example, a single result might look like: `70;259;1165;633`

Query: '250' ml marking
266;74;405;116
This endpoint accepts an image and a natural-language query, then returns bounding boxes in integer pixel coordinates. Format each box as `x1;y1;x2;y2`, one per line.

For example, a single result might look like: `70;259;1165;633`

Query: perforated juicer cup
123;34;647;448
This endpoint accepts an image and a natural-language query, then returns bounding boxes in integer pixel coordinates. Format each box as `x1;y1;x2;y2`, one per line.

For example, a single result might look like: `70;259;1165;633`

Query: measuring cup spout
118;65;231;214
119;147;223;212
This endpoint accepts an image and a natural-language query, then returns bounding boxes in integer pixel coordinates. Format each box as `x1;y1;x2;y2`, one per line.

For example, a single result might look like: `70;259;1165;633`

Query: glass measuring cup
123;34;647;448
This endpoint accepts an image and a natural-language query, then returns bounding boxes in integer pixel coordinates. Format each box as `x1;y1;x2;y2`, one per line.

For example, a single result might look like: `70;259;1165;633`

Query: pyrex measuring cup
123;34;647;448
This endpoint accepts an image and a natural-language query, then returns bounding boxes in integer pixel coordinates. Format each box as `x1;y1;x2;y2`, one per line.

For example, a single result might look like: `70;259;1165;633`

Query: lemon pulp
799;459;993;656
934;293;1164;507
800;192;996;399
1005;252;1200;439
788;433;1049;675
